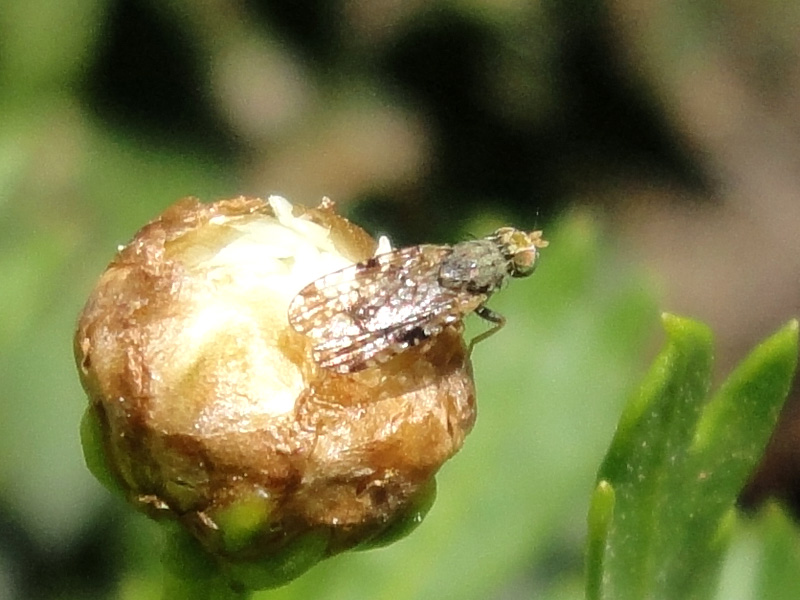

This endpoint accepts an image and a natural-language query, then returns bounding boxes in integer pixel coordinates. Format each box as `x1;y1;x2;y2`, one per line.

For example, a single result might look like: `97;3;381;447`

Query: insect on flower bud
74;196;476;588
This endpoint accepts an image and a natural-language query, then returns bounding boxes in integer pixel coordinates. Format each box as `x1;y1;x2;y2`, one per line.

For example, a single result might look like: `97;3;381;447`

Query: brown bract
74;196;476;558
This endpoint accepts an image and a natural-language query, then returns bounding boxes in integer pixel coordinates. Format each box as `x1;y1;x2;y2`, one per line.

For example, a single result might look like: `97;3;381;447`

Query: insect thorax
437;239;507;294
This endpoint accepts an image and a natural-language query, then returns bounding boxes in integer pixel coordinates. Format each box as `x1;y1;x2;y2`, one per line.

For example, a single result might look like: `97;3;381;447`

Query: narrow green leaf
586;480;615;600
588;316;798;600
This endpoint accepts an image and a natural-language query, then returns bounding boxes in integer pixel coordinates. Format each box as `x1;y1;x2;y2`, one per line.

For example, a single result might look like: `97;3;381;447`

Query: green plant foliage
714;505;800;600
754;505;800;599
161;526;251;600
79;408;124;498
354;479;438;552
587;315;798;600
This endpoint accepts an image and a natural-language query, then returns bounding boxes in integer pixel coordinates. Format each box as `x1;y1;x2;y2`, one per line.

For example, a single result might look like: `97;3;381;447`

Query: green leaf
714;504;800;600
587;316;798;600
753;504;800;600
586;481;615;600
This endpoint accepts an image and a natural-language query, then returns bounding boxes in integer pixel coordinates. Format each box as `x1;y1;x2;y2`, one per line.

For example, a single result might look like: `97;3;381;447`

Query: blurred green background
2;0;800;598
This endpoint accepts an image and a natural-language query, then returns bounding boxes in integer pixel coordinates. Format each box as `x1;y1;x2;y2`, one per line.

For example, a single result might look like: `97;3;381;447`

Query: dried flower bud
75;196;476;588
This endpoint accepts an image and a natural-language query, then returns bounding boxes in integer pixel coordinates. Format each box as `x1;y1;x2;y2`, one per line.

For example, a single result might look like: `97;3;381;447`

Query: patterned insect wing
288;245;487;372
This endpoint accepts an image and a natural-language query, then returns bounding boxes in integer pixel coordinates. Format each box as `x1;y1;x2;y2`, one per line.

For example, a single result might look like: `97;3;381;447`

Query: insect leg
468;305;507;353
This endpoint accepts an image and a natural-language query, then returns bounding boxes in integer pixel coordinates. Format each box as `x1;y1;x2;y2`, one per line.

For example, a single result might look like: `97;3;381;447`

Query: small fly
288;227;548;373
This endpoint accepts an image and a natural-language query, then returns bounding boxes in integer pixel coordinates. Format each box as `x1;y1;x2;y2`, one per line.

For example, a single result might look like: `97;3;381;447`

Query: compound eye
510;248;538;277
